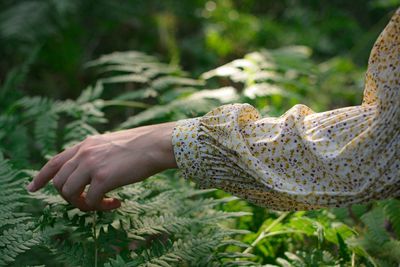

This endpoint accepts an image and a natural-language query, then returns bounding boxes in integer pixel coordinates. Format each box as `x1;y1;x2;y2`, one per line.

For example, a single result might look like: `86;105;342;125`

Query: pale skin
26;122;178;211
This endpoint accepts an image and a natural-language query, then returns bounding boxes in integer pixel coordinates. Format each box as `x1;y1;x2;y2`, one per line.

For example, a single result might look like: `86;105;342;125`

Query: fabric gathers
171;8;400;211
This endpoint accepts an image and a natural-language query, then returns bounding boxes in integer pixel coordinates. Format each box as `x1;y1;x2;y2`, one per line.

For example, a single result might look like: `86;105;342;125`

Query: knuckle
48;157;60;169
84;136;93;143
65;159;76;168
61;185;73;198
93;169;108;183
80;147;92;157
86;156;98;167
84;135;100;144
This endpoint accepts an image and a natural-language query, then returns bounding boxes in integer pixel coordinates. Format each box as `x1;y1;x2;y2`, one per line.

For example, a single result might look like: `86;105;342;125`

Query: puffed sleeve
172;8;400;211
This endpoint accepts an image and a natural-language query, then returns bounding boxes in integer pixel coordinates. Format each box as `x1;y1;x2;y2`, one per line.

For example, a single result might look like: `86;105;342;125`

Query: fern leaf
382;199;400;238
34;111;58;157
104;255;135;267
0;223;40;266
151;76;204;91
361;207;390;245
100;74;149;84
77;82;104;104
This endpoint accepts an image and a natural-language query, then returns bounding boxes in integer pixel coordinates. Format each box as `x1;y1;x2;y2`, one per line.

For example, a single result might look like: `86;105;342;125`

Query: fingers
85;179;106;209
61;193;120;212
85;180;121;211
26;137;122;212
80;192;121;212
52;159;79;192
58;165;90;207
53;163;120;212
53;163;120;211
73;192;121;212
27;144;80;192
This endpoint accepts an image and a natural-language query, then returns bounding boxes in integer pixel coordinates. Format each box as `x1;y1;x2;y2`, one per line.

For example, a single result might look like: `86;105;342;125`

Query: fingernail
27;182;36;192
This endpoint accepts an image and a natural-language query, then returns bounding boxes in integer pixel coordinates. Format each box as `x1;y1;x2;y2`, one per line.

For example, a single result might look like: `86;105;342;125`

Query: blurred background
1;0;399;100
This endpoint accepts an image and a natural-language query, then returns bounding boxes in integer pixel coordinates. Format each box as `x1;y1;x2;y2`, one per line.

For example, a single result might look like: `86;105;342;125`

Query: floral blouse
171;8;400;211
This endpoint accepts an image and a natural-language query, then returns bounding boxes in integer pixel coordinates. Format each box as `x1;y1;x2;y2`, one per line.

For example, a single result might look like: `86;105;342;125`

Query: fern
26;173;254;266
361;207;391;245
34;111;59;157
344;204;400;266
0;223;41;266
1;48;398;266
0;154;42;266
382;199;400;238
0;45;39;105
128;229;255;267
275;249;339;267
104;255;135;267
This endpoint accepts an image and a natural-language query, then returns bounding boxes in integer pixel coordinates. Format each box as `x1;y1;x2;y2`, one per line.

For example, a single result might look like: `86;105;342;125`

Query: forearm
28;121;179;211
101;121;178;171
143;121;178;171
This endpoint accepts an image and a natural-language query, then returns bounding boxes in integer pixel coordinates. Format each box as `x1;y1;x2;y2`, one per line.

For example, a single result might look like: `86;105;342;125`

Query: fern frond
63;120;99;148
50;241;89;267
199;210;252;224
380;240;400;263
151;76;204;91
34;111;58;157
16;96;54;118
127;214;195;239
361;207;390;245
0;223;41;266
382;199;400;237
114;88;158;101
129;229;248;267
104;255;135;267
275;249;339;267
119;96;220;129
30;189;66;206
0;154;30;228
0;45;39;102
77;82;104;104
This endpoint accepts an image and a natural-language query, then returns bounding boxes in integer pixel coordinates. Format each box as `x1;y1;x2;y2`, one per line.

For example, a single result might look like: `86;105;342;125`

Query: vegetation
0;1;399;266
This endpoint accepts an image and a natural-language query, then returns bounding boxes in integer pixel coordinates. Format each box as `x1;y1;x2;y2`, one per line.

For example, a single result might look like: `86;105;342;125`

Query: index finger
27;144;80;192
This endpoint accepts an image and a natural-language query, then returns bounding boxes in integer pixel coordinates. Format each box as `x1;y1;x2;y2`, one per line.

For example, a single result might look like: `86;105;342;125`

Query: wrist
148;122;178;171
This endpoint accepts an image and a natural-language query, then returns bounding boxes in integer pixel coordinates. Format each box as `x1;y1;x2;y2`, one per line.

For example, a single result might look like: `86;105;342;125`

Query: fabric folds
172;8;400;210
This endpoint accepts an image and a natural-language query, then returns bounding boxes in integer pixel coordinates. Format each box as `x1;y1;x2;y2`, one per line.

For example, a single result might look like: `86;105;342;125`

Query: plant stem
93;211;98;267
102;100;151;109
243;212;289;254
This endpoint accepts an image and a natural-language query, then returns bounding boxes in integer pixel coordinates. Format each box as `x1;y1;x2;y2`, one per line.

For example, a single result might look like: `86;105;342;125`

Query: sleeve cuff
172;117;202;183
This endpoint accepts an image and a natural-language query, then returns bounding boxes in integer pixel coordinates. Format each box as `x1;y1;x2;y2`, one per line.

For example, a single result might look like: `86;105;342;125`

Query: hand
27;122;177;211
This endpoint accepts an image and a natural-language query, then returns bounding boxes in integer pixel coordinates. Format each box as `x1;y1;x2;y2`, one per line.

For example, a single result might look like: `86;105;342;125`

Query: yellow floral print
172;8;400;211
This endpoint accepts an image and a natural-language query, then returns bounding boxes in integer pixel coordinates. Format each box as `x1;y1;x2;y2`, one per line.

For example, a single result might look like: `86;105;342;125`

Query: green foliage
1;44;400;266
344;202;400;266
1;2;399;264
0;153;42;266
0;51;259;266
201;46;364;114
27;171;254;266
0;0;394;99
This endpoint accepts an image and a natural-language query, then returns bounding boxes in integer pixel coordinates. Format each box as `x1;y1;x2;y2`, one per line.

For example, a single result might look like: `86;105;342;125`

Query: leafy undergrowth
0;49;399;266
